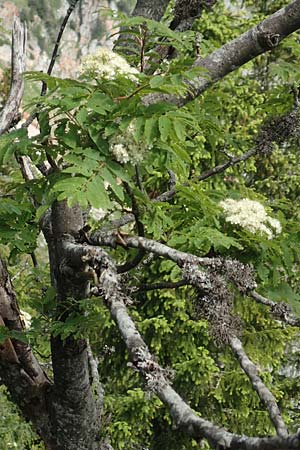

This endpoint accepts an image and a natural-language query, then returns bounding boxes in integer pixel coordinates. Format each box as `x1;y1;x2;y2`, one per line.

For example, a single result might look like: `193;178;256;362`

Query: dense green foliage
0;1;300;449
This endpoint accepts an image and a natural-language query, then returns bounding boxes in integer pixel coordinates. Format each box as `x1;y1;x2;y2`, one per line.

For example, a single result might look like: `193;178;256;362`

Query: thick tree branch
180;260;288;436
87;232;300;327
229;336;288;438
0;257;52;445
170;0;218;32
87;232;222;268
88;229;300;332
0;16;26;135
131;0;170;21
143;0;300;106
61;241;300;450
136;280;189;292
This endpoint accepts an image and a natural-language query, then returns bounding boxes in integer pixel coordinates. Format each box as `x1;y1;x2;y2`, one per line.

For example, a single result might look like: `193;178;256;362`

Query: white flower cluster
220;198;282;239
80;47;138;81
109;121;146;164
111;143;130;164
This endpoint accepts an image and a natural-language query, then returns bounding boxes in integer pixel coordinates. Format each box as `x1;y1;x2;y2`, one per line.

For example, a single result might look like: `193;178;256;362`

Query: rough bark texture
2;1;300;449
0;258;52;447
45;201;103;450
131;0;170;21
68;243;297;450
0;16;26;135
114;0;170;56
171;0;217;31
229;336;288;438
144;0;300;106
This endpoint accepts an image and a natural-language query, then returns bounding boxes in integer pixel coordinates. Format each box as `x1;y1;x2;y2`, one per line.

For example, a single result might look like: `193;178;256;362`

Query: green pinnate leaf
158;115;172;143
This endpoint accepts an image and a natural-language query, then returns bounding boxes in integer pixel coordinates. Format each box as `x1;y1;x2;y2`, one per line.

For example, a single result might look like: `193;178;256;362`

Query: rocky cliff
0;0;134;80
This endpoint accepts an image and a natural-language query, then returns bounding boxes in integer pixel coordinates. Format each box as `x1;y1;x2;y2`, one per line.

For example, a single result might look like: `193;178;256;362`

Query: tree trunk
44;201;103;450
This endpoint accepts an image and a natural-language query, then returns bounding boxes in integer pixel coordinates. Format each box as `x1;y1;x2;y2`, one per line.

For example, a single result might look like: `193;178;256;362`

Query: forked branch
87;232;300;328
62;240;300;450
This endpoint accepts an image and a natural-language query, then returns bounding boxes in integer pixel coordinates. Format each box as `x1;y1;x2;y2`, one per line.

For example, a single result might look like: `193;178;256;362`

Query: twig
41;0;80;95
23;0;80;128
30;252;38;268
136;280;189;292
117;184;146;273
0;17;26;135
117;251;145;274
229;336;288;437
135;165;145;193
153;170;177;203
198;148;257;181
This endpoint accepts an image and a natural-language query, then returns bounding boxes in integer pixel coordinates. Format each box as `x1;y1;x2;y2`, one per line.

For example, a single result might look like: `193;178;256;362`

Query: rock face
0;0;117;77
0;0;135;107
0;0;135;80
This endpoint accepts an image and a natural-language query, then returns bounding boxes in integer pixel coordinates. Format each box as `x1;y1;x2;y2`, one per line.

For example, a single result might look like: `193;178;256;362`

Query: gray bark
229;336;288;438
62;242;299;450
0;17;26;135
131;0;170;21
44;201;103;450
144;0;300;106
171;0;217;31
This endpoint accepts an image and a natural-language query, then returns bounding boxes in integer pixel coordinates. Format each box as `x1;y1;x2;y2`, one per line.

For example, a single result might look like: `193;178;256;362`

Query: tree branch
87;232;219;267
41;0;80;96
22;0;80;129
0;16;26;135
0;256;52;444
170;0;218;32
250;291;300;327
198;148;257;181
136;280;189;292
143;0;300;107
131;0;170;21
86;232;300;327
229;336;288;438
61;241;300;450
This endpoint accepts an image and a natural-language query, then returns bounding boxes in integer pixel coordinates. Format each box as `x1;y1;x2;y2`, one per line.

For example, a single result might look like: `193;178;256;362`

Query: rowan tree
0;1;300;449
